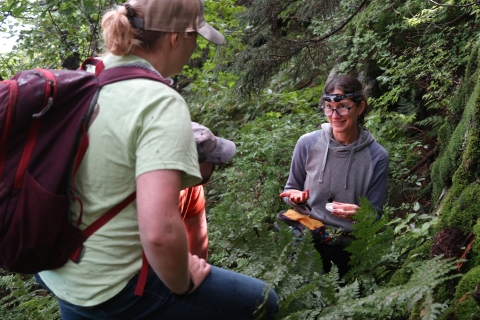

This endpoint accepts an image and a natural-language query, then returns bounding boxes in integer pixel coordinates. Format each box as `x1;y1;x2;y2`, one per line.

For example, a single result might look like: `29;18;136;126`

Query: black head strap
322;91;363;102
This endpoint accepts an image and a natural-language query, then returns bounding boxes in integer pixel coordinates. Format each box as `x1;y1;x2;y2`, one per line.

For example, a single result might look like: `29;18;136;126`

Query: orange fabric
283;209;324;230
179;185;205;220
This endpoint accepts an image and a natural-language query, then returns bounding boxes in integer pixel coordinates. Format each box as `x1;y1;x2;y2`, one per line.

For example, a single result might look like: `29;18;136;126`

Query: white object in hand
325;203;334;212
326;203;345;212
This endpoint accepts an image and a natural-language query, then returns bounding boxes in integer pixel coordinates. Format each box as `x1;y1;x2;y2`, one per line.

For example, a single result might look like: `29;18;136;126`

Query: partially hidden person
181;122;237;260
34;1;279;319
279;74;389;278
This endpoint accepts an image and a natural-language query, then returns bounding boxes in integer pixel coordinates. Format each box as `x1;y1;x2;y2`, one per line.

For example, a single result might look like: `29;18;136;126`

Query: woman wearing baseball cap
35;1;278;319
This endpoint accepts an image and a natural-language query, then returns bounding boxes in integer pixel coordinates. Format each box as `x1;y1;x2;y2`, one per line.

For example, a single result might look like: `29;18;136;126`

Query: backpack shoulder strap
79;58;106;75
98;66;171;87
68;59;170;295
0;80;19;177
69;58;170;227
79;58;171;87
70;191;137;262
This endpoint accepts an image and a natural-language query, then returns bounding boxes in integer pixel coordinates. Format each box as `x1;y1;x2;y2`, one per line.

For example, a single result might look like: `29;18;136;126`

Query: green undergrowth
0;272;59;319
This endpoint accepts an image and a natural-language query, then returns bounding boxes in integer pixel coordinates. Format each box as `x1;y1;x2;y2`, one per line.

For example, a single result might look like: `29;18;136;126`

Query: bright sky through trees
0;32;16;53
0;16;22;53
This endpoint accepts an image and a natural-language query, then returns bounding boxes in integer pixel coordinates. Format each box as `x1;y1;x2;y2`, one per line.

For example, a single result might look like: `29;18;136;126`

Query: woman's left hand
330;201;359;221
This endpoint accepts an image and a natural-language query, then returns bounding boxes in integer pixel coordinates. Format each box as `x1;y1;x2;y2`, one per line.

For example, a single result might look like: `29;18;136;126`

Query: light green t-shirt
39;54;201;306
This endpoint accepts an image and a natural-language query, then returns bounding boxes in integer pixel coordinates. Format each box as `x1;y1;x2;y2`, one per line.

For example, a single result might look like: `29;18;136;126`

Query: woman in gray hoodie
280;75;389;278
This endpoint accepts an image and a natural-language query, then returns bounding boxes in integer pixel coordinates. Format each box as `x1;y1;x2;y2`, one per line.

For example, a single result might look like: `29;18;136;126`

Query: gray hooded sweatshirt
283;123;389;232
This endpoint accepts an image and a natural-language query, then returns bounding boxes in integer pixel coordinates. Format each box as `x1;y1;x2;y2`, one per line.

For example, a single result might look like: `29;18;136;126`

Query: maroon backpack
0;59;169;276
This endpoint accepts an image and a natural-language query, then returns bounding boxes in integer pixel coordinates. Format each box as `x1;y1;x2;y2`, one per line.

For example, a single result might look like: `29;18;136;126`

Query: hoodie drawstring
344;149;355;188
318;139;330;183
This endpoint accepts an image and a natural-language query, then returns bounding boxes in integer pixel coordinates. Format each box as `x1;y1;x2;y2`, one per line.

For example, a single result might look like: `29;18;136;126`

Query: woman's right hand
188;253;211;293
279;189;310;204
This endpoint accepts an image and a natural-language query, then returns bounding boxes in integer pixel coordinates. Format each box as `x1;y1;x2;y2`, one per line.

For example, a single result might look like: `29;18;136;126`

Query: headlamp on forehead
321;91;364;102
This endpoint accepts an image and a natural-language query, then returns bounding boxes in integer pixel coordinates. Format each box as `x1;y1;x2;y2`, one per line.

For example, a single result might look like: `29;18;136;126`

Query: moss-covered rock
470;219;480;269
450;266;480;319
428;39;480;320
440;184;480;234
431;41;480;201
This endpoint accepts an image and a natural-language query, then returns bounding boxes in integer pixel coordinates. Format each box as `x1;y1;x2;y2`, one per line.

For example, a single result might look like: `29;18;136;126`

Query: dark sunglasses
321;92;364;102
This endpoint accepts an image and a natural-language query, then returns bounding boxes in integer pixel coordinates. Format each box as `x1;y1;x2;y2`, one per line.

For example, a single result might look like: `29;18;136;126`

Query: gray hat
191;122;236;163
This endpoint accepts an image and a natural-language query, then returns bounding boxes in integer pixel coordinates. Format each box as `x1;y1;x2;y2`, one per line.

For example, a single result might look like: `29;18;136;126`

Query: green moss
470;219;480;268
435;280;456;305
432;43;480;320
440;184;480;234
431;42;480;201
431;157;448;203
435;70;480;231
451;266;480;319
464;136;480;175
435;191;454;232
432;111;470;201
450;167;470;197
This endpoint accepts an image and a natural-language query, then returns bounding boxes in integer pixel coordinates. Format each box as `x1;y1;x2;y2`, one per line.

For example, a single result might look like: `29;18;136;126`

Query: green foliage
388;241;432;288
1;0;113;76
432;41;480;235
337;0;476;114
318;256;460;320
0;272;59;320
176;0;244;91
345;197;439;289
3;0;480;319
222;0;357;93
438;184;480;234
447;265;480;320
188;77;323;136
205;112;323;272
471;219;480;268
364;111;431;208
430;68;479;201
345;197;395;284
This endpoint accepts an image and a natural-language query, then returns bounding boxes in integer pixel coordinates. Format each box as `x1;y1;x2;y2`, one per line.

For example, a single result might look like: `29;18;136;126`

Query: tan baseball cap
128;0;224;45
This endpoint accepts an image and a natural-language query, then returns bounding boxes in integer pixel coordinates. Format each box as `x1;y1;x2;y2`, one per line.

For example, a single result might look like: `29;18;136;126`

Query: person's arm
184;209;208;260
282;132;318;209
137;169;209;294
366;144;389;217
283;137;308;203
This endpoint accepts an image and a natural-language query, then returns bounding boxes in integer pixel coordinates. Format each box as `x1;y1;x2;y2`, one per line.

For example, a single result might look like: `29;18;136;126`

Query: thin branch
404;126;438;145
46;9;74;53
305;0;369;44
426;0;478;7
246;0;297;38
432;8;471;27
0;54;16;76
402;148;436;180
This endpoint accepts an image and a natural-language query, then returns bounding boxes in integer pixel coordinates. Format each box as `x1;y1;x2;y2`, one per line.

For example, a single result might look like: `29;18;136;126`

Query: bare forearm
137;170;191;294
140;218;190;293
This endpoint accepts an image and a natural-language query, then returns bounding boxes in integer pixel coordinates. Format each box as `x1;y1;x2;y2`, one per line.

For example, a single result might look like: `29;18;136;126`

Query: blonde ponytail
101;3;166;56
101;6;136;56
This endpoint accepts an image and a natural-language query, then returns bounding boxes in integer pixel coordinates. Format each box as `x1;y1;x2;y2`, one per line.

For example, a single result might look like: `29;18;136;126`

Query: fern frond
318;256;460;319
0;272;59;320
415;115;445;129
